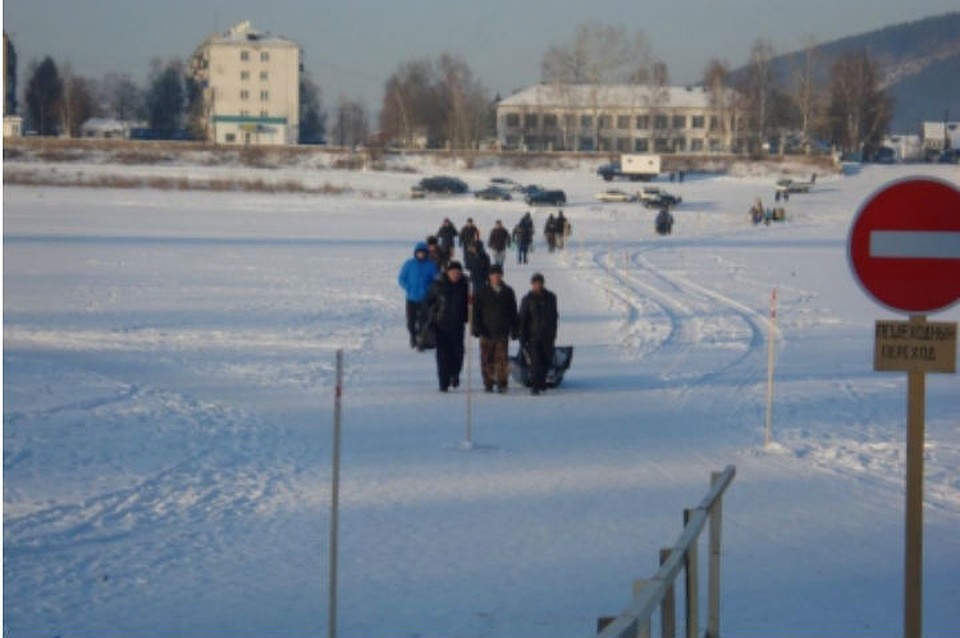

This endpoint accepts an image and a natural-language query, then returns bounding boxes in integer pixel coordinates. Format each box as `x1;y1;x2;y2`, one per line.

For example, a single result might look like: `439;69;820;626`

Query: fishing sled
509;345;574;388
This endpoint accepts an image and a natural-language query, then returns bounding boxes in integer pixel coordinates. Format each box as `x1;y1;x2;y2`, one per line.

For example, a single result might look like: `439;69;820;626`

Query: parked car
938;149;960;164
488;177;525;192
525;189;567;206
775;174;816;194
417;175;469;194
595;189;636;203
639;187;682;209
474;186;513;201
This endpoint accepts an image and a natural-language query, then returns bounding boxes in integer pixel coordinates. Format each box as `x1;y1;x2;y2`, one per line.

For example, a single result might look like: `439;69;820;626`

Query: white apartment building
497;83;739;153
191;21;301;145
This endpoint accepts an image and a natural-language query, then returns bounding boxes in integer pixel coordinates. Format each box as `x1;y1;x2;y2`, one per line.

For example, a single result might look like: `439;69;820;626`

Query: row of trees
15;21;892;154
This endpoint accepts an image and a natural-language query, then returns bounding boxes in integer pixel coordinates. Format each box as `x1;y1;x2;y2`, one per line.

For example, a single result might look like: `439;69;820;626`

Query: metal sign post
848;177;960;638
329;350;344;638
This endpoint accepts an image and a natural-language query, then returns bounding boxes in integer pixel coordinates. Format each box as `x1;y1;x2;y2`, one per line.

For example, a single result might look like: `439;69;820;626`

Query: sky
3;0;958;118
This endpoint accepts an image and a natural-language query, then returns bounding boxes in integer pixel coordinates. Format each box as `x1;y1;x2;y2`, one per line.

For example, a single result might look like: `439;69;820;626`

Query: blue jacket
398;242;439;302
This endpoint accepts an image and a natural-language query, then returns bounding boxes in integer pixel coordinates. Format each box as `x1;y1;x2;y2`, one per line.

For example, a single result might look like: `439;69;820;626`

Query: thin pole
904;316;926;638
764;287;778;447
329;349;343;638
465;283;474;447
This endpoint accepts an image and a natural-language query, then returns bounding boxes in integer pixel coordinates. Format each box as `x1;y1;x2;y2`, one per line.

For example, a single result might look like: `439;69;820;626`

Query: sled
509;345;574;388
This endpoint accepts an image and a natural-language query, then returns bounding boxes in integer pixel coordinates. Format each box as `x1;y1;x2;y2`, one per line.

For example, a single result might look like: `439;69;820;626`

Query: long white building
497;83;739;153
190;21;301;146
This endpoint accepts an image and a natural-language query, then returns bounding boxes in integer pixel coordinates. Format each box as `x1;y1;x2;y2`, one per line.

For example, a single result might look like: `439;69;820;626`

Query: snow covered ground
3;159;959;637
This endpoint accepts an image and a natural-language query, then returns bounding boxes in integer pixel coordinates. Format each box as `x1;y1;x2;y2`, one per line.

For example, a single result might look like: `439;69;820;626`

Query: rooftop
498;84;734;110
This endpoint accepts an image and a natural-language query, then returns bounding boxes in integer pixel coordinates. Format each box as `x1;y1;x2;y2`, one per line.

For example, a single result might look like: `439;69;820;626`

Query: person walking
423;261;469;392
459;218;481;252
513;213;534;264
436;218;459;260
544;213;558;252
464;240;491;293
487;220;511;268
518;272;558;395
398;241;440;349
555;210;570;250
472;264;518;393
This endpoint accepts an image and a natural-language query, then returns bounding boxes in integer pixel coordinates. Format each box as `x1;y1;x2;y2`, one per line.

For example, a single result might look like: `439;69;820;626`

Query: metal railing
597;465;736;638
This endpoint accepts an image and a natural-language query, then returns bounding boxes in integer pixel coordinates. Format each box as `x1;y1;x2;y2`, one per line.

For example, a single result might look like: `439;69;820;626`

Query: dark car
417;175;469;194
642;193;682;209
597;161;622;181
525;189;567;206
474;186;513;201
939;149;960;164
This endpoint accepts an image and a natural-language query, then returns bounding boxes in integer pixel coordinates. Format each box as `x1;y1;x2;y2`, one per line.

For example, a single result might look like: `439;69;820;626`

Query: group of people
543;210;571;252
749;198;786;225
398;219;560;396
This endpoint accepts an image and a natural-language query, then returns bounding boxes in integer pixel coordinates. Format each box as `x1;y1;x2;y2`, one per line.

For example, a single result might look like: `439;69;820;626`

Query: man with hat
422;260;469;392
472;263;519;393
518;272;559;395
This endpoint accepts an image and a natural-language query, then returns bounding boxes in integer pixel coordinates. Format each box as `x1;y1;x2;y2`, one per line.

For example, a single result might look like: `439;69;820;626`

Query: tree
738;39;777;154
145;58;186;138
59;66;98;137
25;57;63;135
438;53;490;150
331;96;368;148
826;49;892;156
101;73;145;121
703;59;736;152
4;32;17;115
299;72;326;144
790;38;822;154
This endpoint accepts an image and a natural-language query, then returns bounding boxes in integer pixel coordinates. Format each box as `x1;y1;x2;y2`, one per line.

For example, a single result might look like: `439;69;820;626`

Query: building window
260;51;270;62
240;71;250;81
654;137;671;152
543;114;558;128
674;137;687;152
617;115;631;130
260;71;269;81
240;90;250;100
523;113;538;129
505;113;520;127
709;116;720;131
240;51;250;62
598;115;612;129
635;138;649;152
636;115;649;129
691;138;705;152
580;115;593;129
260;90;270;101
691;115;705;129
226;133;236;143
615;137;631;152
564;114;576;129
654;115;668;130
579;136;594;151
672;115;687;129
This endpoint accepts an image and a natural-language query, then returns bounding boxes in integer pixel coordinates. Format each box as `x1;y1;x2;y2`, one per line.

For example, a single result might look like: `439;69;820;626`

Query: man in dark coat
459;218;481;251
544;213;558;252
436;218;459;259
464;240;491;293
487;220;511;268
513;213;534;264
423;261;469;392
472;264;518;393
518;272;559;395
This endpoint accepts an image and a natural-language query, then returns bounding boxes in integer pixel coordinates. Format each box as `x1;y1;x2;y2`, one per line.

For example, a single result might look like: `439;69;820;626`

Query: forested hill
739;12;960;132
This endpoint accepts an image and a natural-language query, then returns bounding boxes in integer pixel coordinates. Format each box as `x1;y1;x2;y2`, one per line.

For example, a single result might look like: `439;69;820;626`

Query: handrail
598;465;736;638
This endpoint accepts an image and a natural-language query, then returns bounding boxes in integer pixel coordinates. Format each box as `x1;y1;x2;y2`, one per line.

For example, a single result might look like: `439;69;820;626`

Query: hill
736;12;960;132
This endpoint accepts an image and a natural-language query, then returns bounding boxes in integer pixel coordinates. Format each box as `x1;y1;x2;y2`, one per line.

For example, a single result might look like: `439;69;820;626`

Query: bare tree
703;59;735;152
790;38;821;154
331;96;368;148
739;39;777;154
827;49;892;156
101;73;145;121
60;67;98;137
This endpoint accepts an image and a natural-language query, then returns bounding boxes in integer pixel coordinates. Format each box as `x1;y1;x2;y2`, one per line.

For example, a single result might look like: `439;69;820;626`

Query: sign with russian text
874;320;957;373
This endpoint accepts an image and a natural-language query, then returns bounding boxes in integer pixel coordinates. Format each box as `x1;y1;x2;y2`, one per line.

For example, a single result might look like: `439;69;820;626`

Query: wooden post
464;282;475;448
904;316;926;638
684;508;699;638
707;472;723;638
764;288;778;447
328;350;344;638
660;548;676;638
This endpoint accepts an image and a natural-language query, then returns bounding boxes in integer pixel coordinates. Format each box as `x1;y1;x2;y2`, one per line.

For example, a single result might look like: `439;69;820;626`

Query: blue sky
4;0;957;116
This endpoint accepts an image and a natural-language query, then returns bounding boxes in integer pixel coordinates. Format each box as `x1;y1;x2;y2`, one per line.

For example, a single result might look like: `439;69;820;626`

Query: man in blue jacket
398;242;440;348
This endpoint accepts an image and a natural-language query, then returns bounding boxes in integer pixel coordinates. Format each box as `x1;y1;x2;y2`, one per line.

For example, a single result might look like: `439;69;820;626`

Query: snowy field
3;159;959;637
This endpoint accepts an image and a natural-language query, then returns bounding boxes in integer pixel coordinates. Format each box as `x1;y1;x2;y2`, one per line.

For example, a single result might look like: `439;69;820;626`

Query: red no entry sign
848;177;960;314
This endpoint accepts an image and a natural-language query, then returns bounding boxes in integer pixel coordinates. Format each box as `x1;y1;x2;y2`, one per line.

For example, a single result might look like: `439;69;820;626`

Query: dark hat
489;264;503;275
531;272;545;284
447;260;463;271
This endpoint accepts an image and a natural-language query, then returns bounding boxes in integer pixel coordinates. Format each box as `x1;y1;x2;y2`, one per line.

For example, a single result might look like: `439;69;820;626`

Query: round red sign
848;177;960;314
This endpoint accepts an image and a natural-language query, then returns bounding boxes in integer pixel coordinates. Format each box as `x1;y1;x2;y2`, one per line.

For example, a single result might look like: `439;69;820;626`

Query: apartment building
190;21;301;145
497;83;739;153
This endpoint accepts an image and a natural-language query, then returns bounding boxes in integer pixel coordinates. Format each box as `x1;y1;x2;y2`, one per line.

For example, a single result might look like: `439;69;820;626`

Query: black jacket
474;283;518;339
488;226;511;251
518;289;558;344
436;223;459;249
424;274;469;334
